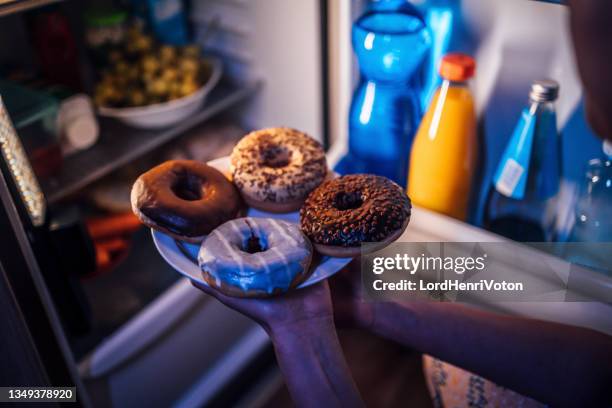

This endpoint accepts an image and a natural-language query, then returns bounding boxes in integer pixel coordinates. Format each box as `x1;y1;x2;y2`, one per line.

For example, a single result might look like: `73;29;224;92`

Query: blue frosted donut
198;217;313;297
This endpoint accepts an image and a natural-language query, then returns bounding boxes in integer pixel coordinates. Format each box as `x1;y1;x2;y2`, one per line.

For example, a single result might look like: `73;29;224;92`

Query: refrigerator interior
0;0;326;405
0;0;610;407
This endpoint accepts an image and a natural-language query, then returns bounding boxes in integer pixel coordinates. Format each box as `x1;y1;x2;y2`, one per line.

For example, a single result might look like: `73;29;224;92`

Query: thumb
191;280;219;298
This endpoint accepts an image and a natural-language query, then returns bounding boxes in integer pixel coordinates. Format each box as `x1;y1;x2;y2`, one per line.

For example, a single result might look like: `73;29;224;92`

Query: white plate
98;57;222;129
151;157;352;291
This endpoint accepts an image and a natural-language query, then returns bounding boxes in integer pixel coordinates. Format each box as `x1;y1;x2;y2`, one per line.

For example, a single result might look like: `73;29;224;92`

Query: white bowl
97;57;222;129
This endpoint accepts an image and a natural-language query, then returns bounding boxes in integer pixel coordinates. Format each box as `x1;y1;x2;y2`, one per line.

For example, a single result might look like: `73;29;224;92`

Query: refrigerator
0;0;610;407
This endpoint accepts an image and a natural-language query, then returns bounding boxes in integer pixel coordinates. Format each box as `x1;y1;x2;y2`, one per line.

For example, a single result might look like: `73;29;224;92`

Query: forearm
368;301;612;407
269;316;364;408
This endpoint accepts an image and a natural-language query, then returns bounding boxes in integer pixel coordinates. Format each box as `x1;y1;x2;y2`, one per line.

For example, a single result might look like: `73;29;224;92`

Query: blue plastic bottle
486;80;562;242
146;0;188;45
412;0;457;109
335;0;431;186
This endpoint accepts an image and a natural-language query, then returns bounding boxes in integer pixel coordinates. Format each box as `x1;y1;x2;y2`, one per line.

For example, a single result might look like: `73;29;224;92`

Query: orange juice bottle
407;53;477;220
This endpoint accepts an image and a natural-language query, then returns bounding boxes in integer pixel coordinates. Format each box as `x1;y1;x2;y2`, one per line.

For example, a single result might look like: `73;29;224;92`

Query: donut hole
171;173;203;201
334;191;363;210
243;235;268;254
262;145;292;168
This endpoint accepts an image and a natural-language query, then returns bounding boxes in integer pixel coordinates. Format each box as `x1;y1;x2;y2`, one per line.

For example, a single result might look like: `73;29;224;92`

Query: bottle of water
335;0;431;186
570;141;612;242
560;141;612;272
485;80;562;242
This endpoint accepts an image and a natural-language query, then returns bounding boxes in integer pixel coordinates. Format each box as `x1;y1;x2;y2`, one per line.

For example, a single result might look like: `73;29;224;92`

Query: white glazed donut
230;128;328;213
198;217;313;297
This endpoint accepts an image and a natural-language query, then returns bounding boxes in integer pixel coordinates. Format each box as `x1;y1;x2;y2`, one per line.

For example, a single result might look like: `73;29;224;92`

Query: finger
190;279;246;309
190;280;221;299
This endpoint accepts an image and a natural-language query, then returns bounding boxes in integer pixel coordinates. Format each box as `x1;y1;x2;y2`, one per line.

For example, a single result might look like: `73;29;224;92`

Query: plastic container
335;0;431;186
485;80;561;242
57;94;99;154
407;53;477;220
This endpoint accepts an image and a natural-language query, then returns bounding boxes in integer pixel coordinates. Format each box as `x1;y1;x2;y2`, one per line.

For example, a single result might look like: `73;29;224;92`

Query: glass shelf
0;0;61;17
41;80;261;204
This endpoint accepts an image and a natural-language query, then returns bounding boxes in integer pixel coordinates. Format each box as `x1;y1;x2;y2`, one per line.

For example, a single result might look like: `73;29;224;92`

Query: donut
300;174;411;257
230;127;328;213
198;217;313;298
131;160;241;243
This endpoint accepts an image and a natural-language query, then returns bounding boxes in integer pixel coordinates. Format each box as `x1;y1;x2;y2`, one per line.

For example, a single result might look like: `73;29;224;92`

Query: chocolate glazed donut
300;174;411;257
131;160;242;243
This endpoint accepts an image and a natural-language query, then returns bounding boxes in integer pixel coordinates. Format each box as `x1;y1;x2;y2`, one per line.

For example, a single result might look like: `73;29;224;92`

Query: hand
191;279;333;334
328;258;375;331
193;279;366;407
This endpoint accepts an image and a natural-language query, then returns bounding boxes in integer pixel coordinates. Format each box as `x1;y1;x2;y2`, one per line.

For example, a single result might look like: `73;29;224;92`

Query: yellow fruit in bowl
161;67;178;82
179;78;199;97
159;45;177;63
126;66;140;80
94;23;213;110
148;78;168;96
95;82;122;106
115;61;129;75
134;34;153;53
178;57;199;74
141;55;160;73
182;45;200;58
129;90;146;106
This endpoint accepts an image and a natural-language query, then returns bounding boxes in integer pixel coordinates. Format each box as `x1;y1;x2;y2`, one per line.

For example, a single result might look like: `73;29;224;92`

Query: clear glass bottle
570;141;612;242
335;0;431;186
560;141;612;272
485;80;562;242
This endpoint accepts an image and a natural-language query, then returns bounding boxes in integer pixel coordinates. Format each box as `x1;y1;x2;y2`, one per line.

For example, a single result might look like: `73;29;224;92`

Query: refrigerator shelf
41;79;262;204
70;226;182;360
0;0;61;18
403;206;612;335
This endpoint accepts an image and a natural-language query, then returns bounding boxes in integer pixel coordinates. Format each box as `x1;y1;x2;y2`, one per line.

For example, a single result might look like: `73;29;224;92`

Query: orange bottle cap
439;53;476;82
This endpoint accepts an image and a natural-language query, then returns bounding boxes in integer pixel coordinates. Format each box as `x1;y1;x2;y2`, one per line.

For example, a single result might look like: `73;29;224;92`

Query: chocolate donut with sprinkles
230;127;328;213
300;174;412;257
